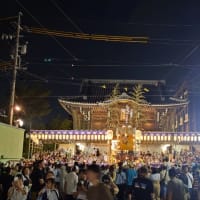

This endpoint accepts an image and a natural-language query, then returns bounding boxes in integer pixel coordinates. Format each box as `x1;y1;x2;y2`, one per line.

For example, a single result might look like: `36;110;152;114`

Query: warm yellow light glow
16;118;24;127
14;105;21;111
106;130;113;140
161;144;170;152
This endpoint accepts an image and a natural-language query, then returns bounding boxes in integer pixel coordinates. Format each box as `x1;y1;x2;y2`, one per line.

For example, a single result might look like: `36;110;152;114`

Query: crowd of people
0;149;200;200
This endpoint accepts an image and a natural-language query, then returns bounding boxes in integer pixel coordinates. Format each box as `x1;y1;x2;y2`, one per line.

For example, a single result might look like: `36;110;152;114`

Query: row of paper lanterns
31;133;108;141
142;134;200;142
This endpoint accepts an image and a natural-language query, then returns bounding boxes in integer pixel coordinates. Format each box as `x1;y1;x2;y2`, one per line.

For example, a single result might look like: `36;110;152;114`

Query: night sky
1;1;200;126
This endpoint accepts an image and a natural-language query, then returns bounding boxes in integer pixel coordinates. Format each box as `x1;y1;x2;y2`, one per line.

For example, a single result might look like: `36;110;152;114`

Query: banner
0;123;24;161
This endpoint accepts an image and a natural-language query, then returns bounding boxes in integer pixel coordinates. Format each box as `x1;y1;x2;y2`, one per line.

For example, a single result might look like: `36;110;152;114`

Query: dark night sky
1;0;200;124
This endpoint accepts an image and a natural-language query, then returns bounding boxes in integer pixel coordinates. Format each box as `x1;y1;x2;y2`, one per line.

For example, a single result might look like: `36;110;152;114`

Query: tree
110;83;120;99
15;83;51;129
130;84;147;104
47;115;72;130
130;84;148;128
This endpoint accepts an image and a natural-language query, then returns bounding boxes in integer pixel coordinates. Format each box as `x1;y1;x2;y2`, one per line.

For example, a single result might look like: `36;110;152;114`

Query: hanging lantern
48;134;52;140
143;135;147;141
174;134;177;142
160;135;164;141
98;135;101;140
184;113;189;122
157;112;160;122
179;117;183;126
95;135;98;140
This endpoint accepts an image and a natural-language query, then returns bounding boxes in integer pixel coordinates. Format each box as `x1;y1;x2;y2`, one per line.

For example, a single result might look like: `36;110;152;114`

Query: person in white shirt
7;175;28;200
150;167;160;200
60;165;67;192
45;178;60;200
37;177;60;200
64;166;78;200
53;164;61;189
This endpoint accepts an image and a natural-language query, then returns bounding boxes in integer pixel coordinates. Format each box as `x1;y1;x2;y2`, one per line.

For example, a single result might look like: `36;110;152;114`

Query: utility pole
9;12;22;125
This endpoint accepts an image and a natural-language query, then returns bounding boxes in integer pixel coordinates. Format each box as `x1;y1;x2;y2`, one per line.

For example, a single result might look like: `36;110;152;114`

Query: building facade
30;80;192;158
59;92;189;134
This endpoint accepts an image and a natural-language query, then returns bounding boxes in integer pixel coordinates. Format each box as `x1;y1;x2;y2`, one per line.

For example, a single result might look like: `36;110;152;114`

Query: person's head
46;171;55;180
72;166;78;173
22;167;30;176
45;178;56;189
79;169;87;180
138;166;148;178
169;167;177;178
5;167;11;175
182;165;188;173
14;163;20;171
109;165;115;172
38;160;45;169
66;166;72;173
86;164;101;183
13;174;23;188
102;174;111;185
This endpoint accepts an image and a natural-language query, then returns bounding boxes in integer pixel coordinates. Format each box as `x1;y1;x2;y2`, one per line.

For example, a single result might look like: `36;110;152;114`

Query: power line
14;92;200;99
26;27;149;43
16;0;78;61
0;16;18;22
126;22;194;28
79;19;197;28
25;27;200;46
50;0;84;33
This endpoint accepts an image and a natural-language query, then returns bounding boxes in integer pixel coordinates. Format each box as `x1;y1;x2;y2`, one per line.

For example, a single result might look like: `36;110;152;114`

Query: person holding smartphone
7;175;28;200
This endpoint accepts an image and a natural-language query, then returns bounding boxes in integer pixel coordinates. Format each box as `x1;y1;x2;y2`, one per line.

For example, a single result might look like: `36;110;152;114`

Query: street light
15;118;24;127
14;105;21;112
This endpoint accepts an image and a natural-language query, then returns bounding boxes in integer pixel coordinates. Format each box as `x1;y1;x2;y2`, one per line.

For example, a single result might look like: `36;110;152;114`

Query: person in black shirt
30;160;45;200
0;167;13;200
132;166;154;200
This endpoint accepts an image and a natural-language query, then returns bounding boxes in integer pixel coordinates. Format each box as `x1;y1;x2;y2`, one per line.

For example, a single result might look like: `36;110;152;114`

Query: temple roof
58;79;188;110
58;96;188;108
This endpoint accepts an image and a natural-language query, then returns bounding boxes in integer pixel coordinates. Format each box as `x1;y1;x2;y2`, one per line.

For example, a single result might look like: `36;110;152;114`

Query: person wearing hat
37;172;61;200
86;164;113;200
